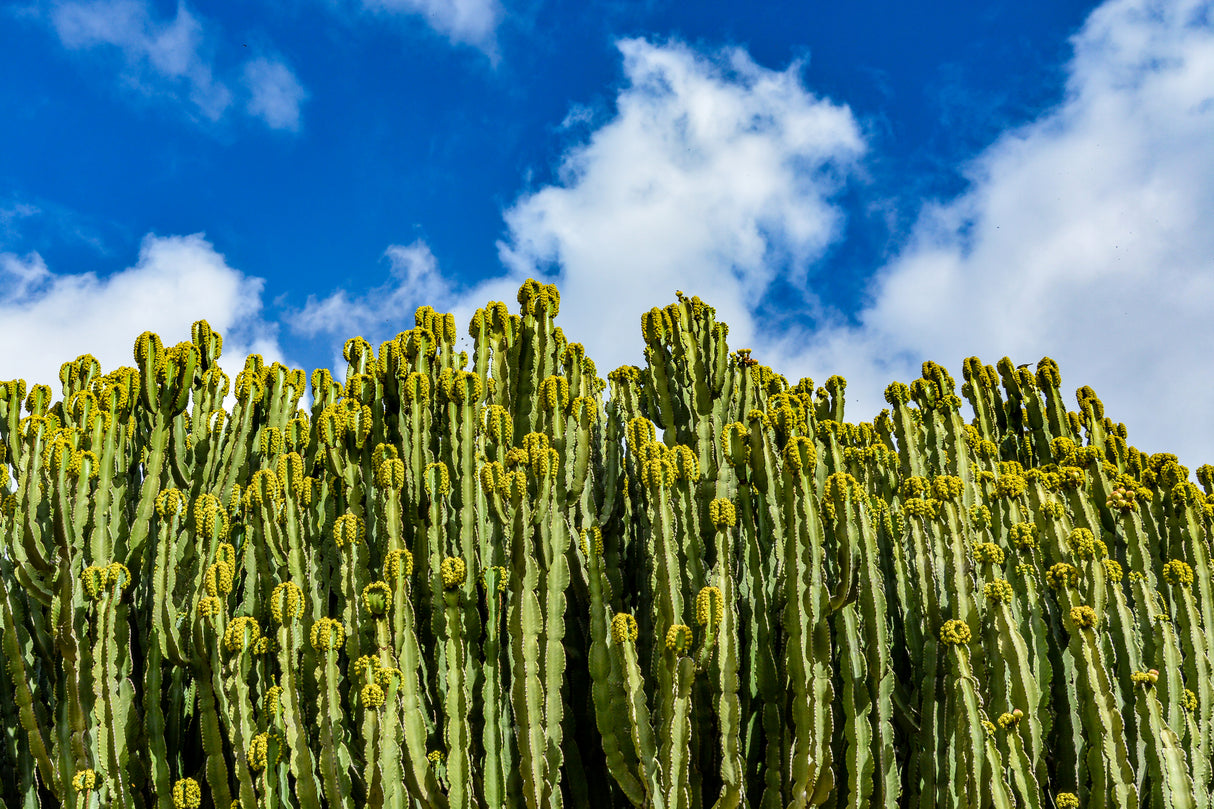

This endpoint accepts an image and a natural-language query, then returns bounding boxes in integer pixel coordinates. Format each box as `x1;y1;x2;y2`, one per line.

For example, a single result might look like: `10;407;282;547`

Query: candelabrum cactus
2;282;1214;809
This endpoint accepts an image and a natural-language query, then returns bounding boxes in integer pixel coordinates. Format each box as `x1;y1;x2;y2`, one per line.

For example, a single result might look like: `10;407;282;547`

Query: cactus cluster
2;282;1214;808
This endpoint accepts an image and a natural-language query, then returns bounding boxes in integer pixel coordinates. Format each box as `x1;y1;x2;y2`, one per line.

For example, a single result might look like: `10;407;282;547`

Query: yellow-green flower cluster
939;620;971;646
665;624;693;655
1103;559;1124;582
720;422;749;467
264;684;283;717
696;586;724;628
1010;522;1038;551
333;513;366;549
1070;605;1097;629
1046;563;1079;590
72;769;98;792
1183;689;1198;712
903;497;939;520
968;504;992;529
479;565;509;593
996;472;1026;499
1131;669;1160;686
361;682;386;710
270;581;303;624
972;542;1005;565
173;778;202;809
310;618;345;652
1056;793;1079;809
611;613;638;644
248;732;269;771
424;461;452;496
709;498;736;530
996;709;1023;730
223;617;262;653
362;581;391;616
1034;498;1063;517
1162;559;1194;587
983;579;1013;603
1068;528;1096;559
932;475;964;501
383;548;414;583
198;595;223;617
204;562;234;597
579;527;603;557
440;557;466;590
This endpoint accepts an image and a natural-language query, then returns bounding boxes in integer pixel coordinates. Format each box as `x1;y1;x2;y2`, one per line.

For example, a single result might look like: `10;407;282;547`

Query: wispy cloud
0;234;286;389
291;240;456;367
359;0;503;55
775;0;1214;471
46;0;306;130
242;56;308;132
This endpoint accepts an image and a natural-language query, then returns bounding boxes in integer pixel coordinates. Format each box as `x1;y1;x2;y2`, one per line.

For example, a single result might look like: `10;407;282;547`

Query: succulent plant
0;281;1210;808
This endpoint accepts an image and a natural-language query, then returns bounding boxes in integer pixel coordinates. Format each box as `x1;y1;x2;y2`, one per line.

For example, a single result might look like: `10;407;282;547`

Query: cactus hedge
2;280;1213;808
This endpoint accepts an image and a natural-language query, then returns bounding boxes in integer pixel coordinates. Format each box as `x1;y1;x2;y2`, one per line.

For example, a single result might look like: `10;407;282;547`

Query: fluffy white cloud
783;0;1214;472
360;0;502;53
243;56;307;131
48;0;305;130
0;234;286;391
495;37;865;374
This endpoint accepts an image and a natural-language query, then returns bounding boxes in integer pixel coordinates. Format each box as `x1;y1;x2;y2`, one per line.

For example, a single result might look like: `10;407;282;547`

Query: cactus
1;283;1213;808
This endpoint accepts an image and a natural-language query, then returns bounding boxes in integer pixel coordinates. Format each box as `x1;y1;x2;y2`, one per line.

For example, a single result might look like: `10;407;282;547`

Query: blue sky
3;0;1213;474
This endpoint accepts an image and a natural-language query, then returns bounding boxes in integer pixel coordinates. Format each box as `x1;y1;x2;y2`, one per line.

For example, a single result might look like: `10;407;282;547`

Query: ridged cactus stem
586;542;646;805
1064;594;1138;807
0;572;57;787
316;648;355;809
508;497;549;809
1135;678;1197;807
442;587;472;808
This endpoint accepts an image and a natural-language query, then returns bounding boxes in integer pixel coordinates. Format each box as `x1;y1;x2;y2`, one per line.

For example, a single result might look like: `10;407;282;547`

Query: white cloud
494;37;865;374
781;0;1214;473
243;57;307;131
0;234;287;391
360;0;502;54
48;0;305;130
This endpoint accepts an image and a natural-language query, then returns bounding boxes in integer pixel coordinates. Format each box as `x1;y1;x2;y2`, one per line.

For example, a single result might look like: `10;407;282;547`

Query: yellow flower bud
270;581;303;624
72;769;98;792
424;462;451;497
440;557;466;590
611;613;638;644
709;498;736;530
1162;559;1194;587
362;581;391;617
361;682;386;709
333;513;366;549
1046;563;1079;590
695;586;724;628
224;617;262;653
1070;605;1097;629
248;733;269;771
172;778;202;809
665;624;693;655
204;562;234;597
972;542;1005;565
310;618;345;652
939;619;971;646
983;580;1014;602
383;548;414;585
